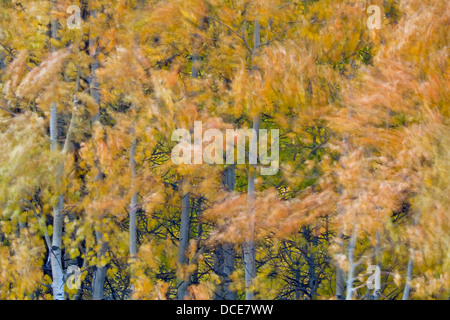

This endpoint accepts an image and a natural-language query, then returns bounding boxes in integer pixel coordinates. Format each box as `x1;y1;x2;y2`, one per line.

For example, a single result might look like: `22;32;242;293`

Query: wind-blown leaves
0;0;448;300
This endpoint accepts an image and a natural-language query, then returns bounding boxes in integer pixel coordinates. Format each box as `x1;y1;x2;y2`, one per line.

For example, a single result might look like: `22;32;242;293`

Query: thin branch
0;105;17;116
209;17;253;54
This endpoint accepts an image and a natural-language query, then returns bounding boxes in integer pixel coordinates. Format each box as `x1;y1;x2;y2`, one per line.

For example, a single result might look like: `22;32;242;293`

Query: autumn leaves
0;0;448;300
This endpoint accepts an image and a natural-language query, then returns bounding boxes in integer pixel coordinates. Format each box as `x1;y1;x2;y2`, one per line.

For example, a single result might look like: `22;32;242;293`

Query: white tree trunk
402;255;414;300
345;227;358;300
48;2;66;300
89;54;108;299
402;211;421;300
373;231;381;299
50;103;65;300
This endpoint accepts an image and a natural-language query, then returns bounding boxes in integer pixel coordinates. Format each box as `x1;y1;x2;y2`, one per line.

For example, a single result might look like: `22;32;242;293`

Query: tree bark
87;6;109;299
90;57;108;299
214;166;237;300
129;130;138;299
177;192;191;300
335;264;345;299
244;114;259;300
402;255;414;300
336;134;349;300
50;103;65;300
402;211;421;300
88;9;101;125
47;0;66;300
308;233;318;299
373;231;381;299
243;20;261;300
92;230;108;300
176;38;201;299
345;227;358;300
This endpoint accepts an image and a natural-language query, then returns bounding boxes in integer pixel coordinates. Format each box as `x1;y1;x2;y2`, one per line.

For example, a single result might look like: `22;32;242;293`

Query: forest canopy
0;0;448;300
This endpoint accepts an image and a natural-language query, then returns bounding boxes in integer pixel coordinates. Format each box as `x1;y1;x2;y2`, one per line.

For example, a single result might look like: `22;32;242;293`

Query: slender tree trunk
294;264;301;300
89;52;108;299
373;231;381;299
88;8;101;125
87;5;109;299
48;5;65;299
243;240;256;301
244;114;259;300
190;43;201;282
176;38;201;299
242;19;261;301
92;230;108;300
192;200;203;285
214;166;237;300
222;167;237;300
62;67;81;300
177;192;191;300
52;68;79;299
335;204;346;298
402;255;414;300
336;132;350;300
129;130;138;298
336;265;345;299
345;227;358;300
402;211;421;300
308;234;318;299
50;103;65;300
0;51;5;71
216;243;237;300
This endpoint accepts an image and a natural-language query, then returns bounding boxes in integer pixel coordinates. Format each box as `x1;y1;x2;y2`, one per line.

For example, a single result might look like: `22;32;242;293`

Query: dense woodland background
0;0;448;300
